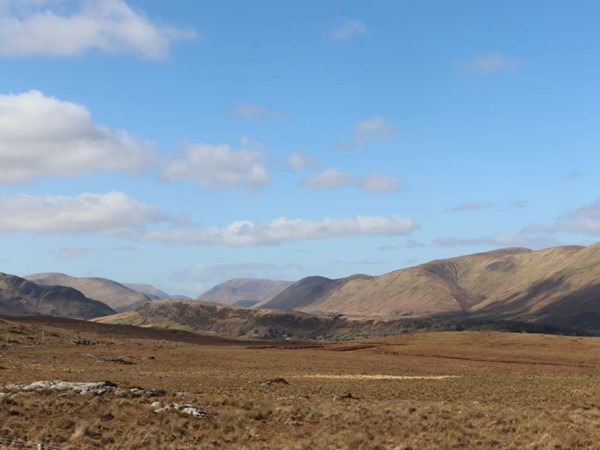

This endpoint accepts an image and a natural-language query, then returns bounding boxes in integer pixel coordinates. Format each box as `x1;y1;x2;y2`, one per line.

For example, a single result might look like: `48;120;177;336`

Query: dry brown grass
0;317;598;449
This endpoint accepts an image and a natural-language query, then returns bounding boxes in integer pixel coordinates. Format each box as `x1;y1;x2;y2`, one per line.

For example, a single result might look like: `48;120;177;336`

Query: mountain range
0;273;115;319
2;243;599;334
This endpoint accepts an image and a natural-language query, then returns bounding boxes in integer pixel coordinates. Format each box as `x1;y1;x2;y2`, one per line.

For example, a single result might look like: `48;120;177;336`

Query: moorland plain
0;316;598;449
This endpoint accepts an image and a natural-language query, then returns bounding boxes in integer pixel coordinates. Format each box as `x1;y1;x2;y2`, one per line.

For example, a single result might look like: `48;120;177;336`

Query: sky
0;0;599;296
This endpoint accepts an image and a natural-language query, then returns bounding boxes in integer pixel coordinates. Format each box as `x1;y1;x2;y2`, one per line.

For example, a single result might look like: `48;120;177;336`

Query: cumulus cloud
229;104;281;120
0;192;165;235
334;116;396;150
285;152;318;171
299;169;355;189
328;18;368;41
359;174;401;193
143;214;418;246
161;141;269;191
0;0;197;59
0;90;154;183
457;52;525;74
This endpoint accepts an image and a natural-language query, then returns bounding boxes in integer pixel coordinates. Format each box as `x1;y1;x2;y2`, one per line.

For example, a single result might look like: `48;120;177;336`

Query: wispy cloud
432;234;560;249
334;116;396;150
377;239;427;251
229;104;282;120
509;200;529;209
299;169;401;193
143;214;418;246
299;169;355;189
285;153;318;171
457;52;525;74
444;201;494;213
0;90;154;184
520;199;600;237
171;262;302;296
57;247;89;260
0;0;197;59
359;174;401;193
327;18;368;42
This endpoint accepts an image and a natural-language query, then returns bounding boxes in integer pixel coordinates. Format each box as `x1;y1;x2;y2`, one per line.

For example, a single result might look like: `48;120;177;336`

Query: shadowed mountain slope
25;273;152;312
197;278;293;307
261;244;600;331
0;273;115;319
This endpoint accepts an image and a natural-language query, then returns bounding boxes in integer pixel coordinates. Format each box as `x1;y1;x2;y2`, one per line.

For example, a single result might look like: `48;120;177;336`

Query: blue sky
0;0;599;296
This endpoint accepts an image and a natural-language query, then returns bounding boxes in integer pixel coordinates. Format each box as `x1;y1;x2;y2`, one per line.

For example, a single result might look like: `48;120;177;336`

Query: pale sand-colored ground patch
296;374;460;380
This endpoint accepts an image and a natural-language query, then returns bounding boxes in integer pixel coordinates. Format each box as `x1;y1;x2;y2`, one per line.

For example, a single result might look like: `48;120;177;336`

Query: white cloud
0;90;154;183
458;53;525;74
335;116;396;150
360;174;401;193
328;18;368;42
229;104;281;120
0;0;197;59
299;168;355;189
555;200;600;235
299;169;401;193
519;199;600;237
285;152;318;171
161;141;269;191
0;192;165;235
143;214;418;246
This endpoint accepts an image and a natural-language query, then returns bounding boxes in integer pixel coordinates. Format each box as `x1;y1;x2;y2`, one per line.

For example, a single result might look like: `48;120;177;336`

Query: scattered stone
175;391;188;398
151;402;211;419
5;380;118;396
261;377;290;386
128;387;165;398
74;337;99;346
180;406;212;419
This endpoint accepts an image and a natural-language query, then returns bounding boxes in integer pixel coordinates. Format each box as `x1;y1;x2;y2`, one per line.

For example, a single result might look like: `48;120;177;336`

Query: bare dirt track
0;316;599;449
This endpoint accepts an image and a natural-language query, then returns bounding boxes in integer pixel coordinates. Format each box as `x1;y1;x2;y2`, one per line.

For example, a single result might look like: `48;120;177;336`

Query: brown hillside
25;273;152;312
262;244;600;330
0;273;115;319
